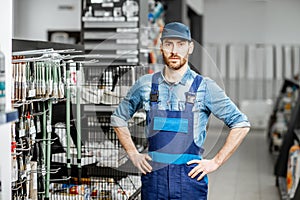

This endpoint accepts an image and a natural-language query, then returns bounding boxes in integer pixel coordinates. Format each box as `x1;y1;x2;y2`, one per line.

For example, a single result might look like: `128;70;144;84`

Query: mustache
169;53;181;59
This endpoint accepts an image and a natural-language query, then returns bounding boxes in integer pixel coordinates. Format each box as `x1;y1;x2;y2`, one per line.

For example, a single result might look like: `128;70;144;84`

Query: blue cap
161;22;191;42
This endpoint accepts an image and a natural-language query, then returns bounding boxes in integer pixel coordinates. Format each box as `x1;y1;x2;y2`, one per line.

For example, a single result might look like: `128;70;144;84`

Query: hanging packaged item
27;62;36;99
0;48;5;112
11;123;18;183
282;87;294;122
286;140;300;199
270;112;288;153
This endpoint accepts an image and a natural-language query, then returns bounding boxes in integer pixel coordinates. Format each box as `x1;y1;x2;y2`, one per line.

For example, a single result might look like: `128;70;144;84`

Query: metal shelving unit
10;40;84;200
73;1;149;199
274;88;300;200
267;79;300;153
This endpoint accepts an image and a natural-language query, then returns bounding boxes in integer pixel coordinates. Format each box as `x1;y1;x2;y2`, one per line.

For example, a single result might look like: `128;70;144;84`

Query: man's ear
188;41;194;54
160;43;163;53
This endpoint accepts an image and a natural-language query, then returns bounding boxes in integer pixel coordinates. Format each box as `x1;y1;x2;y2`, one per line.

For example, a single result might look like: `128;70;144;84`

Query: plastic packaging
0;48;5;112
271;112;288;152
148;2;164;23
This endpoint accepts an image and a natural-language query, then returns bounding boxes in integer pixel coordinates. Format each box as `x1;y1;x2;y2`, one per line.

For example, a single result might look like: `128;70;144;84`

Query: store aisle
206;129;280;200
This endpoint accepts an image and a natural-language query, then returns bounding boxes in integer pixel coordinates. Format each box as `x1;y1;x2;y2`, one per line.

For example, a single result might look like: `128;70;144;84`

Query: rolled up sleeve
204;78;250;128
111;115;128;127
110;75;151;127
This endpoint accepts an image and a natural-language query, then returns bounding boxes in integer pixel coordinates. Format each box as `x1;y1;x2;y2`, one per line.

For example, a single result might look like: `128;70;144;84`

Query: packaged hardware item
286;143;300;199
271;112;288;152
0;48;5;112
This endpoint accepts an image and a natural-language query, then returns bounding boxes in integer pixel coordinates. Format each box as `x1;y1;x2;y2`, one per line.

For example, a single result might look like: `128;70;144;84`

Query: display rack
267;79;299;154
11;19;149;200
11;39;84;200
274;87;300;200
81;0;148;65
80;0;149;108
49;101;146;199
63;1;151;199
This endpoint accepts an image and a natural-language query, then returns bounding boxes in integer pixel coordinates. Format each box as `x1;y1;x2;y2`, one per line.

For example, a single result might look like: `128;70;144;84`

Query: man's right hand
113;127;153;174
128;152;152;174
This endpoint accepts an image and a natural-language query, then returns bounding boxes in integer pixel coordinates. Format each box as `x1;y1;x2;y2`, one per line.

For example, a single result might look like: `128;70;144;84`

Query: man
111;22;250;200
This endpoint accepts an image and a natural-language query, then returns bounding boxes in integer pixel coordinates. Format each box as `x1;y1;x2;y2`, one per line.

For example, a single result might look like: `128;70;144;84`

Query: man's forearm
213;127;250;166
113;126;138;155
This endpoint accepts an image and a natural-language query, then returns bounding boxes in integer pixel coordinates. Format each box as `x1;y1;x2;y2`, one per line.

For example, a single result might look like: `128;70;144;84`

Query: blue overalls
141;72;208;200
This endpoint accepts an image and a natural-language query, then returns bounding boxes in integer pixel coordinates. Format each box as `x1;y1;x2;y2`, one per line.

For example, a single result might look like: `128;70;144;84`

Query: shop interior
1;0;300;199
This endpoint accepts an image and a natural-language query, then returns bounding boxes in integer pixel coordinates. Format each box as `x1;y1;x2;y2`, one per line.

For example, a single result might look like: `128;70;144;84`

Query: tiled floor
205;128;280;200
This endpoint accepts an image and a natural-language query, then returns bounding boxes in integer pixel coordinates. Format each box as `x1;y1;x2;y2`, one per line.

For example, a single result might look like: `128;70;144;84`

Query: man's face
161;38;193;70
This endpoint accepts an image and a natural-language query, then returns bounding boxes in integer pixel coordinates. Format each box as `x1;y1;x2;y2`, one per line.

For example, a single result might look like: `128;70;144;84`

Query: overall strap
185;75;203;111
150;72;161;108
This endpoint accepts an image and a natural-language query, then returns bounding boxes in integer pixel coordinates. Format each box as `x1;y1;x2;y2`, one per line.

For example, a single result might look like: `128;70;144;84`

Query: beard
162;51;188;70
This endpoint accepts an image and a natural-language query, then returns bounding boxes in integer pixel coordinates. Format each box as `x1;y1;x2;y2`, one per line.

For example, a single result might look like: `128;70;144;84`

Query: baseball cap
161;22;191;42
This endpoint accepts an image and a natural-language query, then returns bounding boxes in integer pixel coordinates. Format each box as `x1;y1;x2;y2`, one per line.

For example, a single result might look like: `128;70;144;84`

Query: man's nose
171;44;179;54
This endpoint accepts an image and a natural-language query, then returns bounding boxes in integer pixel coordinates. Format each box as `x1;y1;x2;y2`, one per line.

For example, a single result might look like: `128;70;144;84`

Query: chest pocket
144;100;203;112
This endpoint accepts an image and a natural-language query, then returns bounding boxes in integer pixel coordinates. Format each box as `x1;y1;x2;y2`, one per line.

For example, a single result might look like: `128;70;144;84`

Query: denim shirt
111;66;250;147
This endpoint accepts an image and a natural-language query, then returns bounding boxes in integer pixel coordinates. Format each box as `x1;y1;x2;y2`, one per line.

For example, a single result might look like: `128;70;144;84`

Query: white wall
0;0;12;198
265;1;300;44
187;0;204;15
203;0;300;126
13;0;81;41
204;0;300;45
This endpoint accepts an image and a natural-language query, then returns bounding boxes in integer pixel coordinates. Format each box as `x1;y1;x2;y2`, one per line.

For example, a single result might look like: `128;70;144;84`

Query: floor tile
207;128;280;200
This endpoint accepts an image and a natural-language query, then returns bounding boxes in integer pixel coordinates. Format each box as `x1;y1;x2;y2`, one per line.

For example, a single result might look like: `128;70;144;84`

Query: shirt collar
159;65;194;86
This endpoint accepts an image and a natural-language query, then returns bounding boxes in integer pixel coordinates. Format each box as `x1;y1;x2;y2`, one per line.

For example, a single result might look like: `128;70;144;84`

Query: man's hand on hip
187;159;220;181
128;152;152;174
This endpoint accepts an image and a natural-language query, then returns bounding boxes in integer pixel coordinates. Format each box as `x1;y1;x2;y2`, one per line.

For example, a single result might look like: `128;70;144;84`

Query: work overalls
141;72;208;200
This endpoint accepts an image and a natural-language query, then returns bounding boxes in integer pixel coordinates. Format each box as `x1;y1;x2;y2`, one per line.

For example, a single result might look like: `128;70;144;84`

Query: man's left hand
187;159;220;181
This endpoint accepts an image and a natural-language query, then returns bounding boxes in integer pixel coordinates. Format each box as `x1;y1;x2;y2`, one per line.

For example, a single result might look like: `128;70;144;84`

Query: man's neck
164;64;188;83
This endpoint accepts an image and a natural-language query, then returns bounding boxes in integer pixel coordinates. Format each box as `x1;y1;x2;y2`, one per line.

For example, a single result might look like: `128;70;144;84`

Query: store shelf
13;97;67;107
83;104;118;113
83;61;138;66
78;1;148;198
273;87;300;200
83;21;138;29
84;42;138;51
84;32;138;40
52;153;97;166
12;39;84;52
10;40;85;200
50;157;139;182
95;54;138;59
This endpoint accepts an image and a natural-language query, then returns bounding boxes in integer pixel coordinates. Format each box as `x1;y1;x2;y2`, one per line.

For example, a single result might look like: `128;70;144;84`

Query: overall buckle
185;92;196;104
150;91;159;102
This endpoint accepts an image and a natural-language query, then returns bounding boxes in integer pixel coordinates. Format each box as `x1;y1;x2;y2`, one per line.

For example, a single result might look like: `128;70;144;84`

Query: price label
28;89;36;98
19;129;26;137
47;125;52;133
36;121;41;133
30;126;36;134
33;171;38;189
